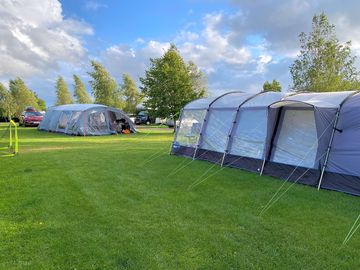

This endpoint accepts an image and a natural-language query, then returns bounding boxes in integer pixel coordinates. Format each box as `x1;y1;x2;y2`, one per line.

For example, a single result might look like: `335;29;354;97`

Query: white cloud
85;1;108;11
0;0;93;79
101;41;171;81
135;38;145;44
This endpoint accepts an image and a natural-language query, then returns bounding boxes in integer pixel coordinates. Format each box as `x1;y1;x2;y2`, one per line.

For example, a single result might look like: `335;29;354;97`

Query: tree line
54;66;144;114
1;12;360;121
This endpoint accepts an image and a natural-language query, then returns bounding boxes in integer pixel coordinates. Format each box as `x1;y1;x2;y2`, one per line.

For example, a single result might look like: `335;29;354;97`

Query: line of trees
53;45;208;121
53;62;145;114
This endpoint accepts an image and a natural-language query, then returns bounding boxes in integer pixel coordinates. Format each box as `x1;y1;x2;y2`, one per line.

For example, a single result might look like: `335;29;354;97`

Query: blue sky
61;0;227;45
1;0;360;106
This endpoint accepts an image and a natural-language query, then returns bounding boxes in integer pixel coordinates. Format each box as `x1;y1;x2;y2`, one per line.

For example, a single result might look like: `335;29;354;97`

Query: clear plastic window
58;111;72;130
200;110;236;152
229;109;267;159
176;110;206;147
271;109;318;168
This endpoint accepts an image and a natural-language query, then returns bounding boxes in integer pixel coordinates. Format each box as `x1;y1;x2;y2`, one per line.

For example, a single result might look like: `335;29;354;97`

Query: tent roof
184;91;286;110
211;92;255;109
49;104;106;111
241;91;285;108
184;97;218;110
271;91;357;108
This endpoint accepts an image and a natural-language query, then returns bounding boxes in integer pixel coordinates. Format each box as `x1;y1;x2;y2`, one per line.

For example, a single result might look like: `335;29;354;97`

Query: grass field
0;124;359;269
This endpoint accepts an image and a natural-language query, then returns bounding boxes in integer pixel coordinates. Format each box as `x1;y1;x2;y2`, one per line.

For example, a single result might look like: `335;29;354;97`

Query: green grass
0;124;359;269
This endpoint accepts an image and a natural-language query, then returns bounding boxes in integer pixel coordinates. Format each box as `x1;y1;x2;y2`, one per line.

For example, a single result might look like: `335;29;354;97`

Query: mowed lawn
0;124;359;269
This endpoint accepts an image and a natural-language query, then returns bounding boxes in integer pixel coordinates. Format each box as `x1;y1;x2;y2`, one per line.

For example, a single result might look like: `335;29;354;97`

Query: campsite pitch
0;124;359;269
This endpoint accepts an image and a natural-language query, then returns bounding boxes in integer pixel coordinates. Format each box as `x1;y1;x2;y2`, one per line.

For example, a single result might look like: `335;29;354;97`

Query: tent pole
220;108;239;167
193;108;209;160
317;108;340;190
169;109;184;155
317;90;360;190
192;91;244;161
221;92;263;167
83;111;86;137
260;158;266;176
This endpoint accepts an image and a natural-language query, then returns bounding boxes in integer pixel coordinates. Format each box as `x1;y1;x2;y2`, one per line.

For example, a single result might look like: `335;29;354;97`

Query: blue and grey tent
38;104;136;135
171;91;360;196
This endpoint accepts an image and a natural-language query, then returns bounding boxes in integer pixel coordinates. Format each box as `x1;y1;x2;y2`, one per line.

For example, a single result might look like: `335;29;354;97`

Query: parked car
19;111;44;127
128;114;136;123
135;111;154;125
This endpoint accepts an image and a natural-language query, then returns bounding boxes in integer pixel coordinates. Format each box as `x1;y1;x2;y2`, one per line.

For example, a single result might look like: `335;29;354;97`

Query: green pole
9;121;12;148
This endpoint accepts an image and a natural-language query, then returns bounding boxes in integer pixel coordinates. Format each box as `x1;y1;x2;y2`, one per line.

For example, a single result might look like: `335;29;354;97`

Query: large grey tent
38;104;136;135
171;90;360;196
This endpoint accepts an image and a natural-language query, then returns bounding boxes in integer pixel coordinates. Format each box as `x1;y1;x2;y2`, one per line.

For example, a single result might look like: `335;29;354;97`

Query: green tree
121;73;142;114
0;83;14;119
9;77;39;118
88;61;123;107
290;12;360;92
33;92;47;111
140;45;206;122
55;77;73;105
188;60;208;97
73;74;92;104
263;80;282;92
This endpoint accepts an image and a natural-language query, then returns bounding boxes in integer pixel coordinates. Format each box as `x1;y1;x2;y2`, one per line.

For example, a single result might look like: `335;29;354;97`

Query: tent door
270;108;318;168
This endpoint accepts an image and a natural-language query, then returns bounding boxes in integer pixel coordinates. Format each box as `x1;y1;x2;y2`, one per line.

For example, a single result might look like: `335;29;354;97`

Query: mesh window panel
58;111;72;130
66;111;82;134
271;109;318;168
176;110;206;147
230;109;267;159
88;110;109;133
201;109;236;152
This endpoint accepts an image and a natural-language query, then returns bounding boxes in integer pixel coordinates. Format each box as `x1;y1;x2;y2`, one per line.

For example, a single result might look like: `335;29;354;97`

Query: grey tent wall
320;93;360;195
192;91;244;160
317;91;359;189
220;92;265;167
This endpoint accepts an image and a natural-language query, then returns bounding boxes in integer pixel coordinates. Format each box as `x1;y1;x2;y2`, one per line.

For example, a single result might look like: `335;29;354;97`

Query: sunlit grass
0;124;359;269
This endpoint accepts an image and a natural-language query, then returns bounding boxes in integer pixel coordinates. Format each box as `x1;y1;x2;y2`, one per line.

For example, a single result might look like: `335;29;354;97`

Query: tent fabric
270;91;357;108
321;93;360;194
183;97;218;110
38;104;136;135
172;90;360;196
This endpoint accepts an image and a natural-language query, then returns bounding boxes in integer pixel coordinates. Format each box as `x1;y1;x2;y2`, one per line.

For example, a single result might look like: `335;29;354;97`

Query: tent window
89;111;108;131
176;110;206;147
271;109;318;168
58;111;72;130
201;110;236;152
67;111;82;132
229;109;267;159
